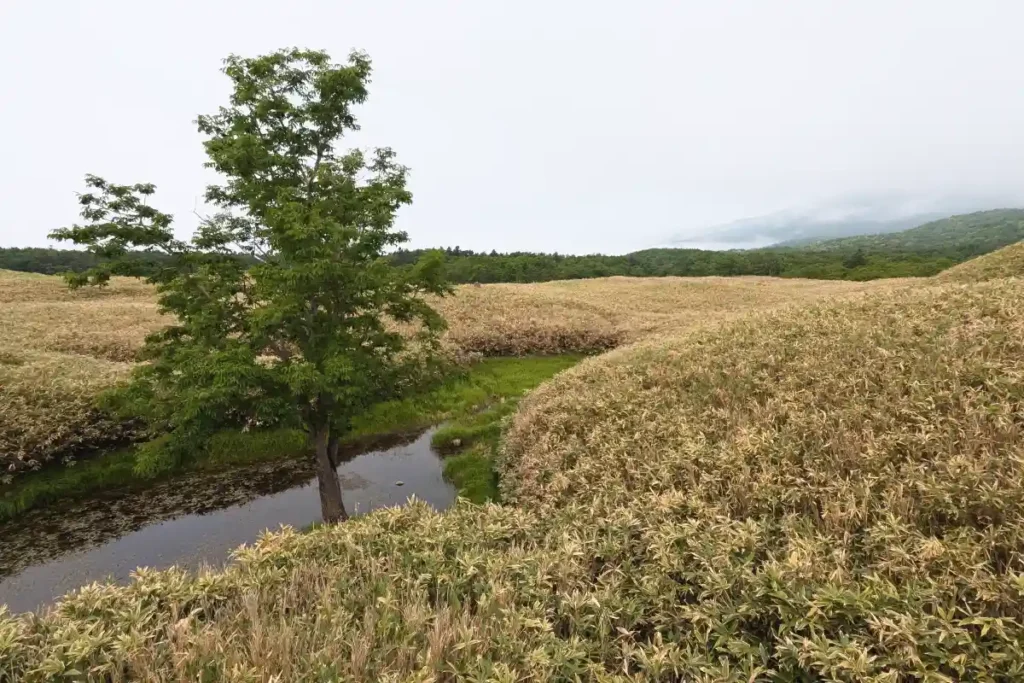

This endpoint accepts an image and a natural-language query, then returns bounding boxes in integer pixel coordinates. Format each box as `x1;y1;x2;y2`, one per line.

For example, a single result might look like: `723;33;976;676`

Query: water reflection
0;428;453;613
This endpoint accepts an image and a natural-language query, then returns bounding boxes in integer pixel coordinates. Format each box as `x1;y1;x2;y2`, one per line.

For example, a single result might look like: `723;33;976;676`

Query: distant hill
685;212;944;249
797;209;1024;256
671;193;1024;249
771;215;947;246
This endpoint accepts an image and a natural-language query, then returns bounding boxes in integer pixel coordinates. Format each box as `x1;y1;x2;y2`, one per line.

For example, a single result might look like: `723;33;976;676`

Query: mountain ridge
672;193;1024;249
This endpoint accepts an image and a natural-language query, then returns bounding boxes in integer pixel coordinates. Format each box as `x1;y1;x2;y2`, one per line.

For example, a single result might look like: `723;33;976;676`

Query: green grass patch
0;355;583;522
428;355;585;502
201;429;310;469
442;444;500;503
0;429;313;524
431;421;501;453
349;354;582;437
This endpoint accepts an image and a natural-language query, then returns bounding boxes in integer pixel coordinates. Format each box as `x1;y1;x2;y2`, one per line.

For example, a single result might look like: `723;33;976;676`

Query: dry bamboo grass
0;270;154;304
0;269;879;478
0;271;163;363
3;276;1024;680
0;272;161;477
433;275;884;355
503;279;1024;518
0;352;137;476
936;240;1024;283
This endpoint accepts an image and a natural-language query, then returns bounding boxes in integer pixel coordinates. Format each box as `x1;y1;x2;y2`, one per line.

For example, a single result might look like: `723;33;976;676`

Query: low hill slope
936;240;1024;282
798;208;1024;255
4;277;1024;679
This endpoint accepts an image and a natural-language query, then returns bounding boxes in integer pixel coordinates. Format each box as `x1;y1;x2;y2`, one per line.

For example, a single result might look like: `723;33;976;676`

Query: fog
2;1;1022;254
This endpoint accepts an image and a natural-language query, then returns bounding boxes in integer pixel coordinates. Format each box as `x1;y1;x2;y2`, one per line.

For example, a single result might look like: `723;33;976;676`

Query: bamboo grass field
0;269;879;481
936;239;1024;283
2;245;1024;680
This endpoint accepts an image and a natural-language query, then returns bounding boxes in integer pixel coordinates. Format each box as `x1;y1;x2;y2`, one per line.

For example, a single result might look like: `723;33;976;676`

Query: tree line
7;207;1023;286
0;243;968;284
389;245;959;283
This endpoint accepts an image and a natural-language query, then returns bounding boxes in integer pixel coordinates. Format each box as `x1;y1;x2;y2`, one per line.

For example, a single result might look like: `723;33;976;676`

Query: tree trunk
314;424;348;523
328;434;341;469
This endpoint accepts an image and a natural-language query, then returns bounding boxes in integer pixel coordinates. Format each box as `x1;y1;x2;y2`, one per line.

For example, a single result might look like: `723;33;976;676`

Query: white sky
2;1;1023;254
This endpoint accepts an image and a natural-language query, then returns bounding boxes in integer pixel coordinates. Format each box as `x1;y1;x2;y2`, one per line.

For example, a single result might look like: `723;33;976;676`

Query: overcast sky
2;1;1023;254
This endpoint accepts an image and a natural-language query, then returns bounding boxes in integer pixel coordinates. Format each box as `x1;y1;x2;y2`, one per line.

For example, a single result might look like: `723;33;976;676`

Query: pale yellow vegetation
4;249;1024;679
0;269;880;476
3;270;1024;679
435;275;882;354
0;272;159;475
504;278;1024;535
936;240;1024;282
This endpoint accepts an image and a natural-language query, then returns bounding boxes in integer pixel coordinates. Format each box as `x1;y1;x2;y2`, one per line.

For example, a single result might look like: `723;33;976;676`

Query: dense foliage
390;246;954;283
47;49;450;523
0;248;99;275
0;247;187;277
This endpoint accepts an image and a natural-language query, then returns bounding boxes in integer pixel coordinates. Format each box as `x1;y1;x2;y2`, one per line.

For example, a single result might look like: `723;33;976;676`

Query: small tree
51;49;450;523
843;248;869;270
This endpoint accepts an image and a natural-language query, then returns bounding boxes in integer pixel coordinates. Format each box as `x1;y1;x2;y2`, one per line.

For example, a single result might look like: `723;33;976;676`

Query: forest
390;245;953;282
6;208;1022;284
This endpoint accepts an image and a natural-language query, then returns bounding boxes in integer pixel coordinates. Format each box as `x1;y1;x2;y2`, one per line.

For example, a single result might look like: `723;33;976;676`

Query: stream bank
0;355;582;612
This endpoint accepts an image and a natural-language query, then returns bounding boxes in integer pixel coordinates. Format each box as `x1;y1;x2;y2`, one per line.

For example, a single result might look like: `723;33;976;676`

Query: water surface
0;428;454;613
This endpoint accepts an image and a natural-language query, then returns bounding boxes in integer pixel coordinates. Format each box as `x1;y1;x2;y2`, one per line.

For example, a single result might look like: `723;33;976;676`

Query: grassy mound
936;240;1024;282
435;276;866;354
0;270;873;480
502;280;1024;514
0;352;139;481
0;272;160;479
3;278;1023;680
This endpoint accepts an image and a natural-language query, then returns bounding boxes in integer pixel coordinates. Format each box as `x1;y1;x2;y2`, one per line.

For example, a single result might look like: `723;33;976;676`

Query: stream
0;428;455;614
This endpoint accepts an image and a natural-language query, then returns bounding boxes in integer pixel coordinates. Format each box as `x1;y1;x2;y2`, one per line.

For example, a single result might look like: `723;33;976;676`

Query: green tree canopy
51;48;450;523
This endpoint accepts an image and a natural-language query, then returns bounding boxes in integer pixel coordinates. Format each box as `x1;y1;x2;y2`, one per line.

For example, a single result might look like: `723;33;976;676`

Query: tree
843;247;868;269
50;48;450;523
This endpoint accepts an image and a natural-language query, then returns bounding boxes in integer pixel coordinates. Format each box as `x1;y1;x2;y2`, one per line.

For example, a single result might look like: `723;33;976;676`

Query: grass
389;354;580;503
1;268;883;481
7;253;1024;679
440;446;499;502
0;448;138;523
0;433;312;524
937;239;1024;282
358;354;583;503
0;356;582;522
4;271;1024;679
350;354;583;437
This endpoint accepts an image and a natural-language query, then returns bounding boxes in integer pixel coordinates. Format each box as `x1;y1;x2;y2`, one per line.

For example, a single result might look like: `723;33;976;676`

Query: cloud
2;0;1023;254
